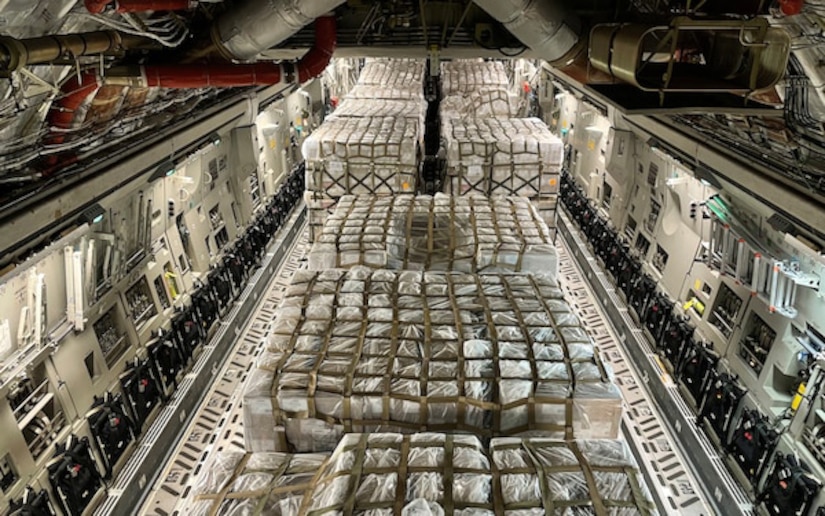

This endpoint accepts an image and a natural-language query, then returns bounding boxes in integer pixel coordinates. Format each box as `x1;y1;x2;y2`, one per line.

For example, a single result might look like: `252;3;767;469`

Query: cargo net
441;59;510;95
346;84;426;102
303;116;419;199
441;88;517;120
245;269;622;452
185;450;327;516
357;58;426;88
308;194;557;276
301;433;659;516
443;117;563;199
330;98;426;144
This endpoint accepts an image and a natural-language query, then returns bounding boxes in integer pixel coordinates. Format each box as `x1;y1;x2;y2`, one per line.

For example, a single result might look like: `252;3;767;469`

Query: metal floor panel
555;239;713;516
138;228;308;516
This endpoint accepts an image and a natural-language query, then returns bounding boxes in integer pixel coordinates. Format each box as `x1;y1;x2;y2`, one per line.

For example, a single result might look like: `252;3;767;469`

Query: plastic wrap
490;438;659;515
441;89;517;120
183;450;327;516
346;84;426;102
308;194;558;277
442;117;563;199
331;98;427;135
303;116;419;199
441;59;510;95
301;433;493;514
357;58;426;88
298;434;657;515
243;269;623;452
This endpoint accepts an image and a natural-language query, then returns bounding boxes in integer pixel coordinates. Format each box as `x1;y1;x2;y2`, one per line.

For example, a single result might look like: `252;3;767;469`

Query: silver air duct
472;0;581;64
212;0;346;61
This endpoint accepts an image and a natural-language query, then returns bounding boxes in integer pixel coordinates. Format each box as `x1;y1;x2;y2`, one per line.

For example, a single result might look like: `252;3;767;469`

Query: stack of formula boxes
303;58;427;242
440;59;563;236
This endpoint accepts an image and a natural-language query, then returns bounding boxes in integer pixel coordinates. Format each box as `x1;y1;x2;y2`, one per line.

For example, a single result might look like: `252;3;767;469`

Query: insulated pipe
46;71;102;143
108;16;336;88
0;31;148;73
211;0;346;61
85;0;194;13
41;16;335;167
472;0;582;65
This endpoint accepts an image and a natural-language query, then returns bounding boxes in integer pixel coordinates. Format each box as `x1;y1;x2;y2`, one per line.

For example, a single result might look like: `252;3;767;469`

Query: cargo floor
131;225;713;516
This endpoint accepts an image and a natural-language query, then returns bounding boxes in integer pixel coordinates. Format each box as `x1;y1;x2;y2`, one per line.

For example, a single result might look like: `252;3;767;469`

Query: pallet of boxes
184;58;659;515
440;59;563;238
304;58;426;242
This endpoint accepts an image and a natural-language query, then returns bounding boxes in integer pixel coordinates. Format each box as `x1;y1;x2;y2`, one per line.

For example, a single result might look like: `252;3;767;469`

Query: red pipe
143;63;283;88
85;0;192;13
46;70;101;146
140;16;336;88
297;16;337;83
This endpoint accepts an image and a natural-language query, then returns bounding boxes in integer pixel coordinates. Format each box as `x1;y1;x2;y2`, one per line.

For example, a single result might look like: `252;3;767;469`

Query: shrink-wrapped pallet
346;84;425;102
490;437;659;515
308;194;557;277
443;117;563;199
300;433;659;515
243;269;623;452
357;58;426;87
330;98;427;147
300;433;493;514
441;88;517;120
441;59;510;95
184;450;327;516
303;116;419;199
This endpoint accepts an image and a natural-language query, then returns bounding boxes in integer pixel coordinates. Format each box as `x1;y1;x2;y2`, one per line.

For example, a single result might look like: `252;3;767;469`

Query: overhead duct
108;16;336;88
472;0;582;65
41;16;335;163
0;31;150;73
211;0;346;61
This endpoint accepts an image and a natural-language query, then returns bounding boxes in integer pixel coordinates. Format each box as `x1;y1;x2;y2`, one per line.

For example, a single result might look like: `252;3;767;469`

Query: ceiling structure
0;0;822;234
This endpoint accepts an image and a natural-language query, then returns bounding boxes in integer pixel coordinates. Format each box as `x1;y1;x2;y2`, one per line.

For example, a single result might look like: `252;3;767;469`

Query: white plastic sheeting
243;269;623;452
357;58;427;88
184;450;328;515
442;117;563;199
441;60;511;95
308;194;558;276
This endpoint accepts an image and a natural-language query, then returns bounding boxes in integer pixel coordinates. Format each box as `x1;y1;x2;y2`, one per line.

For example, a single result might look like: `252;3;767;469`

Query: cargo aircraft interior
0;1;824;515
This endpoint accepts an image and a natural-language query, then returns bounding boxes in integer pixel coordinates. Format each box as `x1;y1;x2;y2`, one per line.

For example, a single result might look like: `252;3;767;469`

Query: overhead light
647;137;662;149
149;159;176;182
208;132;221;146
78;203;105;225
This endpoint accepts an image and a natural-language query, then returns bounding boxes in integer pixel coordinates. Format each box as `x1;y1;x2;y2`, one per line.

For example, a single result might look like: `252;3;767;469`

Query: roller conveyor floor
133;217;717;516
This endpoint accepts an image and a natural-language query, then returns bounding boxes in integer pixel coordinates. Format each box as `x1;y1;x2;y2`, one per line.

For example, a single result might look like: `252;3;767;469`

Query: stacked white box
441;88;517;120
441;59;510;95
442;117;563;203
301;433;659;515
183;450;327;515
345;84;425;102
302;116;419;241
243;269;623;453
329;97;427;147
357;58;426;88
308;194;557;276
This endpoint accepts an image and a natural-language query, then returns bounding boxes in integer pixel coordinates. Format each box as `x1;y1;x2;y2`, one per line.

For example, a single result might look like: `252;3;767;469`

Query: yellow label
549;178;557;186
587;139;595;150
402;182;410;190
694;279;702;291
